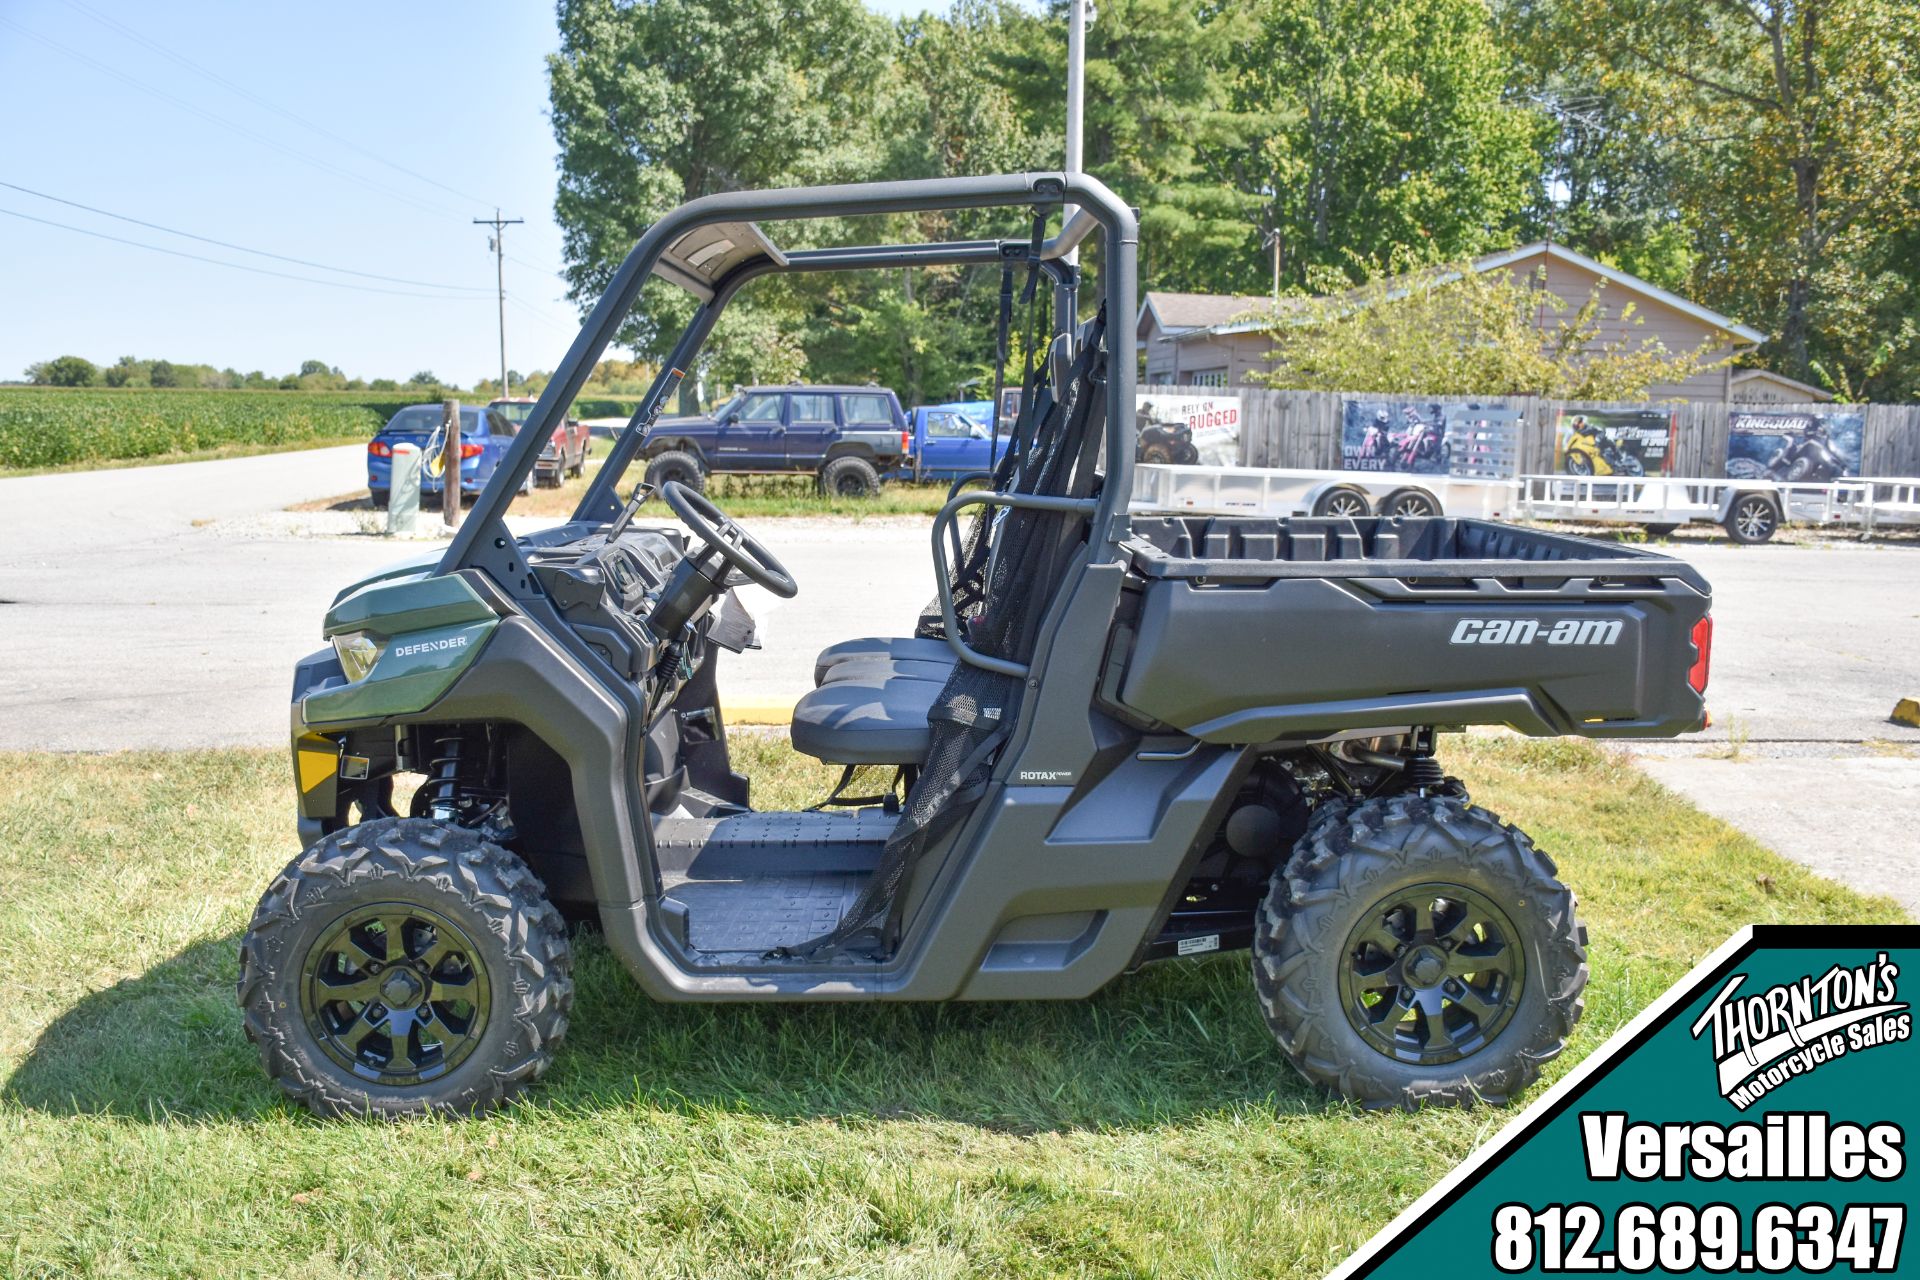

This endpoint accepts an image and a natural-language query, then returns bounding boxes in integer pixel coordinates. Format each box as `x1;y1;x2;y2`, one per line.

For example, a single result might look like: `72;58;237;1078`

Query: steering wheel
659;480;799;599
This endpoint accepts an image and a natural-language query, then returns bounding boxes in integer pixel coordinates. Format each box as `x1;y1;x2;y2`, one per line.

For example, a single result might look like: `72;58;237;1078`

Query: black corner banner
1334;926;1917;1278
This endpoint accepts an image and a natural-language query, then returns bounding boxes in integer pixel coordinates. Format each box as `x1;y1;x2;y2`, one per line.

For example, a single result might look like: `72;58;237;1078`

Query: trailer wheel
1380;488;1439;519
1312;486;1371;518
1253;794;1587;1109
1722;494;1779;544
1642;523;1679;539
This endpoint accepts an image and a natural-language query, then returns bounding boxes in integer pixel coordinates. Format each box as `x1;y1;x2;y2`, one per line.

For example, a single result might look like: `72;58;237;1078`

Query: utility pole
474;208;523;396
1262;228;1283;301
1063;0;1091;266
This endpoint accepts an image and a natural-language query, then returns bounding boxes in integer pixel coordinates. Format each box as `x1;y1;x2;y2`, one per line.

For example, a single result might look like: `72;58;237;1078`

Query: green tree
1250;258;1720;398
148;360;180;388
31;355;99;387
1524;0;1920;391
101;355;147;388
1207;0;1544;294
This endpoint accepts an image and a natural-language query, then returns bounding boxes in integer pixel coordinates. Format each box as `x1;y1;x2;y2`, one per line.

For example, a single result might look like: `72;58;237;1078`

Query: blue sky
0;0;952;385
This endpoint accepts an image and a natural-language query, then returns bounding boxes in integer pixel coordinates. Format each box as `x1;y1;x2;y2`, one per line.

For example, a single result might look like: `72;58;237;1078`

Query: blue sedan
366;404;521;506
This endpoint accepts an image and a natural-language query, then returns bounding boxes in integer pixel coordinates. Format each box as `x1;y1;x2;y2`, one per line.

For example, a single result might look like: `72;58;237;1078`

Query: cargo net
785;305;1110;960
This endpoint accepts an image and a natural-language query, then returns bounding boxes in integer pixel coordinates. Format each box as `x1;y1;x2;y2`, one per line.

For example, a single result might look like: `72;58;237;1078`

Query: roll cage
436;172;1138;589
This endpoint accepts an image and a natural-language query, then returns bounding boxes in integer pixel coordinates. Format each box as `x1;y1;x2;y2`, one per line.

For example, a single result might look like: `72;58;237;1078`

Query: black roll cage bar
436;172;1139;595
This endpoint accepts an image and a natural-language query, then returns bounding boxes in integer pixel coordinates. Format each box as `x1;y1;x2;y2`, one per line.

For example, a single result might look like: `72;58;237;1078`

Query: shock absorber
426;730;465;821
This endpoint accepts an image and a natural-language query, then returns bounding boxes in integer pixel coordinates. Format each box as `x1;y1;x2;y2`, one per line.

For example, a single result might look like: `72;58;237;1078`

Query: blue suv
638;385;909;498
366;404;519;507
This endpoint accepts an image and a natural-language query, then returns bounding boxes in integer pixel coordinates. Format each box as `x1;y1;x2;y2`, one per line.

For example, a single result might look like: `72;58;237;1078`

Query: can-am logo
1449;618;1622;646
1690;952;1911;1109
392;634;471;658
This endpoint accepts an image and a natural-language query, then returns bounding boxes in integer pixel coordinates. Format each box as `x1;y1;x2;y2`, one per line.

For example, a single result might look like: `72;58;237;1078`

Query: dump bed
1113;516;1711;743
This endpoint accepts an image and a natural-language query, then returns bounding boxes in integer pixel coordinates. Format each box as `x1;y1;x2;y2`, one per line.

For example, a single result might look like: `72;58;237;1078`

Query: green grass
0;736;1901;1278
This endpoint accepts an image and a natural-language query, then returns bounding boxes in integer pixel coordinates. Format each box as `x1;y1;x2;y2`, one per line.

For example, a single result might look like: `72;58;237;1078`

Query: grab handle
929;490;1098;677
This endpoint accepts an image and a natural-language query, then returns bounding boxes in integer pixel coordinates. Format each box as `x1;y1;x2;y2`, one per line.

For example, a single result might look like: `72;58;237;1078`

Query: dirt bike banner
1136;392;1241;466
1553;408;1677;478
1726;411;1864;483
1341;400;1521;479
1331;924;1915;1280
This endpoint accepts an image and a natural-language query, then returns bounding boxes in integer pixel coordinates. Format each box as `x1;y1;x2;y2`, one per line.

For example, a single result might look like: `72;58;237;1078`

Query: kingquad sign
1332;926;1916;1279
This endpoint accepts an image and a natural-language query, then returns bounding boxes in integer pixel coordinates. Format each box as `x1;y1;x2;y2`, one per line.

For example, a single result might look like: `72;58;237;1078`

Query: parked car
490;397;590;487
365;404;519;507
900;400;1005;480
639;384;910;498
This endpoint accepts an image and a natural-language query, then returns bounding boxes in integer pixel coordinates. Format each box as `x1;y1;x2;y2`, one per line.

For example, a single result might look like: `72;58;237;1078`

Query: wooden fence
1157;385;1920;478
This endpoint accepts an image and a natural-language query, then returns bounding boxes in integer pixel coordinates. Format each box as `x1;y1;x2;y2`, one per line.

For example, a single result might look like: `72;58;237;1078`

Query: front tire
237;818;573;1118
1722;494;1779;544
1253;794;1587;1109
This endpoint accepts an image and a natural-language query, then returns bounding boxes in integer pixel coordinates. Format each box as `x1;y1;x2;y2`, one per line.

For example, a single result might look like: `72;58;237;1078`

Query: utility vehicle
243;172;1713;1117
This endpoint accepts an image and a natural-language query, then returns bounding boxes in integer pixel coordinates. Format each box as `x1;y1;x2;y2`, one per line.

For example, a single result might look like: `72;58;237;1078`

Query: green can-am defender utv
243;172;1714;1116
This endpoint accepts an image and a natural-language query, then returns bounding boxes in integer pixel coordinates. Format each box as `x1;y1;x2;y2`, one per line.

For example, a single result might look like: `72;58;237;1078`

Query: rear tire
1722;494;1779;544
237;818;573;1118
644;449;706;497
1643;523;1679;538
820;455;882;499
368;487;390;509
1253;794;1587;1109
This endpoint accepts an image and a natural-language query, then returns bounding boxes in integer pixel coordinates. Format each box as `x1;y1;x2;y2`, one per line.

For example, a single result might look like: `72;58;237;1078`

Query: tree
102;355;146;388
1196;0;1543;294
408;371;439;388
298;359;333;378
1250;258;1720;398
31;355;99;387
1521;0;1920;391
148;360;180;388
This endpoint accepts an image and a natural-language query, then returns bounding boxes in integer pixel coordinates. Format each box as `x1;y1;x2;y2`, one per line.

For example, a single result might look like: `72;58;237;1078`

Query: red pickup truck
490;397;591;487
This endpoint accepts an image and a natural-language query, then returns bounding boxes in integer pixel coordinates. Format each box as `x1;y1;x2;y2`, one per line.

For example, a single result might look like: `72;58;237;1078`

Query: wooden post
442;399;461;528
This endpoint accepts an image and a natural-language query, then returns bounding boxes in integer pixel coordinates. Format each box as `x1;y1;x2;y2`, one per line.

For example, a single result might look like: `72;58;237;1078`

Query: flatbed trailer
1516;474;1920;543
1132;463;1920;544
1129;462;1518;521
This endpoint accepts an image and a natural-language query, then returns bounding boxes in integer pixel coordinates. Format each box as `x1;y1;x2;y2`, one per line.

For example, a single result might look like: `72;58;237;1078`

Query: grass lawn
0;735;1902;1278
293;457;953;521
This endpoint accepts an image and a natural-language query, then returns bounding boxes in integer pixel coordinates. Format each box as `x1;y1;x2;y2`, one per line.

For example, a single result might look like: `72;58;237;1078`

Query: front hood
651;414;720;431
328;548;442;607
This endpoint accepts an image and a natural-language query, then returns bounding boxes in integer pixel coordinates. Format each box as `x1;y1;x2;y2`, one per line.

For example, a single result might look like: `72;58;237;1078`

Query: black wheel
1312;486;1372;518
1253;794;1587;1109
368;487;390;509
644;449;705;497
819;455;881;499
1643;523;1679;538
1381;487;1439;519
1615;454;1645;477
1565;451;1594;477
1141;443;1175;465
1722;494;1779;544
569;443;587;478
237;817;573;1118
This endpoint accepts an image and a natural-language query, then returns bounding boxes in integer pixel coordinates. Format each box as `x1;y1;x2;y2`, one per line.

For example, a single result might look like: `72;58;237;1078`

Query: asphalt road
3;452;1913;911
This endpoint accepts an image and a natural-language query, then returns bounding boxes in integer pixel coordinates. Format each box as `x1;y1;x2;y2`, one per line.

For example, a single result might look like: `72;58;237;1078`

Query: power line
0;179;491;294
0;205;493;302
0;15;465;222
56;0;500;213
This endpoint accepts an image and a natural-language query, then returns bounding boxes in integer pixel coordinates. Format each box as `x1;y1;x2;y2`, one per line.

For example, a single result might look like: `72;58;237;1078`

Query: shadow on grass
6;928;1323;1130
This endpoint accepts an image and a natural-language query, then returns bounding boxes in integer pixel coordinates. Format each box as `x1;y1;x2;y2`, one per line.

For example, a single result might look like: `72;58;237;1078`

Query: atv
243;173;1714;1117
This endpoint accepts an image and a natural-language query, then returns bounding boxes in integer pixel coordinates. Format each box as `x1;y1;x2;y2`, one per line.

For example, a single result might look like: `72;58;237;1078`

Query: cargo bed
1112;516;1711;743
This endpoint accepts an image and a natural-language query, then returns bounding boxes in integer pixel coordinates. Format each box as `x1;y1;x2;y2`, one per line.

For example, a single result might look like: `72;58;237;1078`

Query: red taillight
1687;614;1713;694
901;429;911;455
460;443;483;459
368;441;391;457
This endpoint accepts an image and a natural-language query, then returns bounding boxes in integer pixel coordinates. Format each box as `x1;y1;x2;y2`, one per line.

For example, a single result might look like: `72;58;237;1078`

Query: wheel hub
1336;882;1526;1066
300;902;491;1085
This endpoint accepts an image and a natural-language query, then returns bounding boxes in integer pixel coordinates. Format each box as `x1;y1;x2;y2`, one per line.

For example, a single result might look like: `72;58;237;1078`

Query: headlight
331;631;382;682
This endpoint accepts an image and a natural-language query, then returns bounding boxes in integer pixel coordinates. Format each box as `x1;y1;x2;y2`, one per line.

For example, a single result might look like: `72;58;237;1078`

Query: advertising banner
1553;408;1677;478
1334;925;1916;1280
1341;400;1521;478
1136;392;1241;466
1726;410;1865;482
